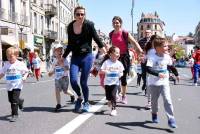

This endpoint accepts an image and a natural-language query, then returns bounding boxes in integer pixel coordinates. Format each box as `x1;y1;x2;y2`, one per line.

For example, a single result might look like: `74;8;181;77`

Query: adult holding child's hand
62;6;106;112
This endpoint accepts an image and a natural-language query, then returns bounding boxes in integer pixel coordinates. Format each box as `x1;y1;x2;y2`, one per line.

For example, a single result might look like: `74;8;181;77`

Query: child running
48;44;75;112
32;52;41;81
0;47;29;122
146;37;177;128
99;46;124;116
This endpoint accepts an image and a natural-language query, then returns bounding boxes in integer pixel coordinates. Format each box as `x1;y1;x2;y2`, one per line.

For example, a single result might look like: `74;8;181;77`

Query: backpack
109;30;129;47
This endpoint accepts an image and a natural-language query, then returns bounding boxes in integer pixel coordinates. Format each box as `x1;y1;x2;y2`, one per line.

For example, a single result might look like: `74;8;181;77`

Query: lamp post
131;0;134;36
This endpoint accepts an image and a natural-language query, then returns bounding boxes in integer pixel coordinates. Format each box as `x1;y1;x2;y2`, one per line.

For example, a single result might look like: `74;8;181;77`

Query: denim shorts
55;76;69;91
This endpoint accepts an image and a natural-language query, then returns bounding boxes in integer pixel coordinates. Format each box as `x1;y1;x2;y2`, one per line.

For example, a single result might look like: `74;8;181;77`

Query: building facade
137;12;165;40
194;21;200;46
0;0;31;66
0;0;78;66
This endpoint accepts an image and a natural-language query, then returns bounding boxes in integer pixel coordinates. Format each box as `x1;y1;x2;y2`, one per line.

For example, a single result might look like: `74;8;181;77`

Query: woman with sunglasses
109;16;143;104
63;6;106;112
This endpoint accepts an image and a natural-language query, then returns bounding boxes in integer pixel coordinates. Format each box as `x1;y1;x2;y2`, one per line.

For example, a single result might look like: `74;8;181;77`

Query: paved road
0;67;200;134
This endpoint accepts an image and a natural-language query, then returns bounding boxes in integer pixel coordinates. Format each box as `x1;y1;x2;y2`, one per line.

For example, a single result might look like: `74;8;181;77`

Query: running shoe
168;118;177;128
152;113;159;123
10;115;18;122
82;102;90;112
110;109;117;116
70;95;75;103
55;104;61;112
121;95;127;104
74;98;83;112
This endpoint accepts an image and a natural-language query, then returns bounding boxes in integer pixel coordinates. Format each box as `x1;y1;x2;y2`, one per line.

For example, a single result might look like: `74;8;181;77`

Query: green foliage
171;43;186;59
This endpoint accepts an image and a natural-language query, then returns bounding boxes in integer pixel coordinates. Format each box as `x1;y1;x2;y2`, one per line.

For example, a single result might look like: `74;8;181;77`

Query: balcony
44;30;58;40
44;4;57;17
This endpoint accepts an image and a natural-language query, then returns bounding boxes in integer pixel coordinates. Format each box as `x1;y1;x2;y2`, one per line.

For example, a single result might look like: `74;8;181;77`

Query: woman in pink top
109;16;143;104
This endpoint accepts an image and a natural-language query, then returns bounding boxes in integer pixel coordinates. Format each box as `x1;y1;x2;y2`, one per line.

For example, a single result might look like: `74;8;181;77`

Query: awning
1;35;18;46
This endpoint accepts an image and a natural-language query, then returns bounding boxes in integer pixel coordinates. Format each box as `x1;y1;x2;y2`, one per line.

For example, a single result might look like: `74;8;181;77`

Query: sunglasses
75;13;85;17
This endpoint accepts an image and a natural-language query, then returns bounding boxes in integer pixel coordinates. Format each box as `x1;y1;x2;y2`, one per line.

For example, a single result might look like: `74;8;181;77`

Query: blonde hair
6;47;19;57
153;37;167;49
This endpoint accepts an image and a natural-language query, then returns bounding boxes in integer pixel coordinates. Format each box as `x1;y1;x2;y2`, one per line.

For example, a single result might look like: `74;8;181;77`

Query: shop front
34;35;44;55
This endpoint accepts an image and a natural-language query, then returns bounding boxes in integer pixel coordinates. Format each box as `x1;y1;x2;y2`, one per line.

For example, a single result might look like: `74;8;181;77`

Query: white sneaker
110;109;117;116
194;83;198;86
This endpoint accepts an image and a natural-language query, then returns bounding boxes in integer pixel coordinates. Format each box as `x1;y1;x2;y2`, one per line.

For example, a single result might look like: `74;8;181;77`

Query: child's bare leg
64;89;75;103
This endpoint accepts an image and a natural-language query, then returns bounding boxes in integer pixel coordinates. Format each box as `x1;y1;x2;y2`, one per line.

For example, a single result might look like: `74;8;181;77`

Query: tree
188;32;193;37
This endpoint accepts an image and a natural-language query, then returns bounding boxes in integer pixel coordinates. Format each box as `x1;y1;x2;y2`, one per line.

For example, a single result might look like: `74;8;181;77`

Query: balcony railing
44;4;57;17
44;30;58;40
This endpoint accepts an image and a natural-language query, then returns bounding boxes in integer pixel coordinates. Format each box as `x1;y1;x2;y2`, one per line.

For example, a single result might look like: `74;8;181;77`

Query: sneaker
121;95;127;104
116;94;122;103
10;115;18;122
145;102;151;110
110;109;117;116
194;83;198;86
55;104;61;112
19;99;24;110
70;95;75;103
152;113;159;123
74;98;83;112
82;102;90;112
168;118;177;128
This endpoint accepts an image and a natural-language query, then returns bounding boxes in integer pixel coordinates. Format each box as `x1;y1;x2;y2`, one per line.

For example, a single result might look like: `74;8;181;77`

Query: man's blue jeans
70;53;93;102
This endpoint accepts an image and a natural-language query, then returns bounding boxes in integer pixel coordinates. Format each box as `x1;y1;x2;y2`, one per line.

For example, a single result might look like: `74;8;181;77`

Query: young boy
0;47;29;122
100;46;124;116
146;37;177;128
48;44;75;112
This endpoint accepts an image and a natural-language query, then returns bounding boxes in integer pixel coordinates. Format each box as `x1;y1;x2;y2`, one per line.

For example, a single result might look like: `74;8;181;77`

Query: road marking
54;97;106;134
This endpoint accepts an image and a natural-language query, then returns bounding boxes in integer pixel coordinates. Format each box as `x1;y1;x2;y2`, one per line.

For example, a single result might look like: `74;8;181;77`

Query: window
34;12;37;33
41;16;43;34
155;24;157;30
147;24;150;29
140;25;143;30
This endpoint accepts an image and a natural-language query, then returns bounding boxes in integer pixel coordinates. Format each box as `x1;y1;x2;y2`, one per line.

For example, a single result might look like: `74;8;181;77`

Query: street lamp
131;0;134;36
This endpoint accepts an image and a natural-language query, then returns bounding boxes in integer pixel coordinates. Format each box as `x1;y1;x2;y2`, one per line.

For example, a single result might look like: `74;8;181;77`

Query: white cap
53;43;63;50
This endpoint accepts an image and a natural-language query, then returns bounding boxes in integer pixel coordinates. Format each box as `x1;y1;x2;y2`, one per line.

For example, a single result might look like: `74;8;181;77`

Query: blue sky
78;0;200;36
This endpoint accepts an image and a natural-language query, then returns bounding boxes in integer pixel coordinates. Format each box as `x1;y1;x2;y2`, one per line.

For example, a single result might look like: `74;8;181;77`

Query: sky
78;0;200;36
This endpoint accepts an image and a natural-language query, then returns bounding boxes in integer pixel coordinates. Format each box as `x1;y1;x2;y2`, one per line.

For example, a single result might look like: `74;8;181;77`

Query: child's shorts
55;76;69;92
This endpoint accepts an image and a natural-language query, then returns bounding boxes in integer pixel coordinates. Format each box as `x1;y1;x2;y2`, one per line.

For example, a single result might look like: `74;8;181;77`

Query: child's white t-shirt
32;57;41;69
146;53;172;86
51;59;69;80
101;59;124;86
0;60;28;91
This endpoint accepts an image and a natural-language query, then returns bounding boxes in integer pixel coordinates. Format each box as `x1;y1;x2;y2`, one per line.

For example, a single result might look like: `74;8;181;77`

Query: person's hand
159;73;167;78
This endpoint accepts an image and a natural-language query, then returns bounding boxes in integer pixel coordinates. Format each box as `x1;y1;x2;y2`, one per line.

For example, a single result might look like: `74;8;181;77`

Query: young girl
100;46;124;116
48;44;75;112
32;52;41;81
